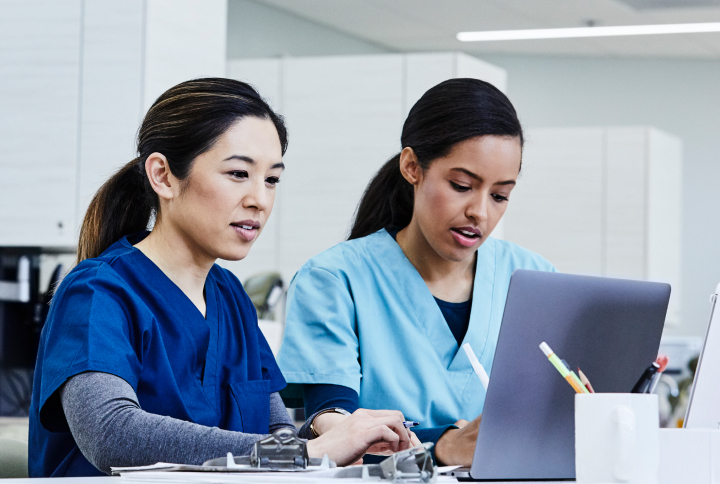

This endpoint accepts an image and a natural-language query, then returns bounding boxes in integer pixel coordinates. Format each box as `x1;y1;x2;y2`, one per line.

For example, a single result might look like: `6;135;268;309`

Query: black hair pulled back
348;78;522;240
78;78;287;262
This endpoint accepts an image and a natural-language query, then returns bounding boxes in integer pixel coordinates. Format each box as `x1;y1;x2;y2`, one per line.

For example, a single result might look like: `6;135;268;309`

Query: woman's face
410;135;522;263
165;116;284;262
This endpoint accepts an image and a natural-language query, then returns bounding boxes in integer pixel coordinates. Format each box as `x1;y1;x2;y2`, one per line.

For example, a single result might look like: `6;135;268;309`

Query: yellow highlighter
539;342;589;394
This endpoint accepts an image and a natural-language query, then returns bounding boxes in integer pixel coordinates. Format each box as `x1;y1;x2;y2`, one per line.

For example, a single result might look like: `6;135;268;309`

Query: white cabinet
503;127;682;325
77;0;146;232
0;0;82;246
225;52;507;285
0;0;227;248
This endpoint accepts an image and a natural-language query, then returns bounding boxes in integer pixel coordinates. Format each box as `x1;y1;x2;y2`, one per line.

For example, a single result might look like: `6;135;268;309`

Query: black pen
631;362;660;393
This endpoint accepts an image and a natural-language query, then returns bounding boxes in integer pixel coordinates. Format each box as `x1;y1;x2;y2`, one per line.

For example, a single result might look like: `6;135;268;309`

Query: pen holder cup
575;393;659;484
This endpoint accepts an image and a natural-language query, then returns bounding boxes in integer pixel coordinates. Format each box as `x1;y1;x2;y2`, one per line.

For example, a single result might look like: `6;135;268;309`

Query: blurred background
1;0;719;430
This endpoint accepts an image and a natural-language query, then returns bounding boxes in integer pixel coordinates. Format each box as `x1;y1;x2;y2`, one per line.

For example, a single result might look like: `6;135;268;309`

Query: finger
364;424;401;453
365;416;413;449
352;458;364;466
410;432;422;447
366;443;394;455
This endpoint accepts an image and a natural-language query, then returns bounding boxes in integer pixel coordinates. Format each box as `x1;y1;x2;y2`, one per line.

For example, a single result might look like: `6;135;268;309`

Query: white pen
462;343;490;390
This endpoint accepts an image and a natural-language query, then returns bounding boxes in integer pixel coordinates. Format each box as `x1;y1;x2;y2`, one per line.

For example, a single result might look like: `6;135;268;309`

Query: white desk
0;477;575;484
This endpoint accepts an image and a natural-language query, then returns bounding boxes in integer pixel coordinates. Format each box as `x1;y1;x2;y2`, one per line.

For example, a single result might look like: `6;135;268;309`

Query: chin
442;240;484;262
214;243;252;262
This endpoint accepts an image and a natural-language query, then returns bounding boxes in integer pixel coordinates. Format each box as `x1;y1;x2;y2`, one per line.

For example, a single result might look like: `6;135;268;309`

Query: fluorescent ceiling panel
458;22;720;41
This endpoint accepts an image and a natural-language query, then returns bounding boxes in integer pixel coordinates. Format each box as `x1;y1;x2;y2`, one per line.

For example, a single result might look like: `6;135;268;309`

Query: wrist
434;428;459;466
310;408;350;437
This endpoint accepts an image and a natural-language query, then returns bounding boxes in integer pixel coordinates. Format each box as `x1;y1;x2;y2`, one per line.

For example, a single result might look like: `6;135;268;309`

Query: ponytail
348;154;413;240
77;159;152;262
75;78;287;263
348;78;523;241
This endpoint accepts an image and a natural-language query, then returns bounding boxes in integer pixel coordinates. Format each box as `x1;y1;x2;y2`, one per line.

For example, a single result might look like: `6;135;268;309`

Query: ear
144;153;177;201
399;147;422;186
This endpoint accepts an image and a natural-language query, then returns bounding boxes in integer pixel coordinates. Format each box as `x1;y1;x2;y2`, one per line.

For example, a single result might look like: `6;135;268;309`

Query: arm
61;371;288;474
268;391;295;433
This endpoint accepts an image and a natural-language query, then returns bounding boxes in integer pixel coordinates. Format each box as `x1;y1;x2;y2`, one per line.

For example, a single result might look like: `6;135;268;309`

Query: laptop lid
470;270;670;481
684;282;720;429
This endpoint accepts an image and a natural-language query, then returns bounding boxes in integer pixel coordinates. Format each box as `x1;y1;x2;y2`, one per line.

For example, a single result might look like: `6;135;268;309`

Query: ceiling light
457;22;720;42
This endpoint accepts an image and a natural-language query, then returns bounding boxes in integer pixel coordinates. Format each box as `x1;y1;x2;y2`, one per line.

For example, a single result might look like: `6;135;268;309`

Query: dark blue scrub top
28;232;285;477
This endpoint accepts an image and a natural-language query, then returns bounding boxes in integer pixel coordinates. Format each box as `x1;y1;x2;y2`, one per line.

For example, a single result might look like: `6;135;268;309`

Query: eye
492;194;509;202
229;170;248;180
266;176;281;186
450;181;471;192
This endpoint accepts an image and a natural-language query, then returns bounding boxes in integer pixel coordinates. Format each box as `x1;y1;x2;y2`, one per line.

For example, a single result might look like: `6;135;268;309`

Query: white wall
479;54;720;339
227;0;389;58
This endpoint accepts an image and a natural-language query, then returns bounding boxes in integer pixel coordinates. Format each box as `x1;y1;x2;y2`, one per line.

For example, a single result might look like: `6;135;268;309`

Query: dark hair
77;78;287;262
348;78;523;240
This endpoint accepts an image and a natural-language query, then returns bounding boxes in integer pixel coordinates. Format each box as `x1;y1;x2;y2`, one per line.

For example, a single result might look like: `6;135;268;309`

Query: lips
230;220;260;242
450;226;482;248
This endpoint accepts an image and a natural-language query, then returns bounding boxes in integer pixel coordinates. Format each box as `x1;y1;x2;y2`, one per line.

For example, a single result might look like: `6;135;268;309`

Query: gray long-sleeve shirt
60;371;299;474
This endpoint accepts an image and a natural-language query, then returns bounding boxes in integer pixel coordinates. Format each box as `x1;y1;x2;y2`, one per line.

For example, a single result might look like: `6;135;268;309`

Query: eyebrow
450;167;516;186
223;155;285;170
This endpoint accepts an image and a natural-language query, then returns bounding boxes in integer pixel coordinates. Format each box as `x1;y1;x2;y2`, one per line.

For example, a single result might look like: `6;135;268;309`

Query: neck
134;219;214;317
396;220;475;288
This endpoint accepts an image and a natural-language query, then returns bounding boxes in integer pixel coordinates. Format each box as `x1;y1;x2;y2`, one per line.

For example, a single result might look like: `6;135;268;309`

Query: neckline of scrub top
119;233;219;386
375;229;497;373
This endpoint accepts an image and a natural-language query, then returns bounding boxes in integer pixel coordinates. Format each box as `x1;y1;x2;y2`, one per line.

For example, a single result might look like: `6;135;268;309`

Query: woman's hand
307;409;420;466
433;414;482;466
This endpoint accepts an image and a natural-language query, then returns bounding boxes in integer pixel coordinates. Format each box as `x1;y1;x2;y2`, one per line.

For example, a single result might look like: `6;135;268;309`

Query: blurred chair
0;437;28;478
244;272;284;321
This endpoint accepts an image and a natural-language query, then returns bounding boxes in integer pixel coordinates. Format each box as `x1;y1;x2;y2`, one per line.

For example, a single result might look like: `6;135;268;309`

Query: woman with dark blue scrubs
28;78;415;477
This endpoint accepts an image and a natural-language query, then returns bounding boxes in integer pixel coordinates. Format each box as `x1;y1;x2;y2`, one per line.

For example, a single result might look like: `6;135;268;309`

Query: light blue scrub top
277;229;556;428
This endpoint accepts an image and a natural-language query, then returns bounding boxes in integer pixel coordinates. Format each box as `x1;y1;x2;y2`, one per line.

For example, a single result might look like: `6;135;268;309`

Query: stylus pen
403;421;420;428
462;343;490;390
539;342;589;394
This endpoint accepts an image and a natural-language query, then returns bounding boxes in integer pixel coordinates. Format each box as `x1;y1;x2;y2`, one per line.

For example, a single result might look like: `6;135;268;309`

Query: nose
467;191;489;224
242;177;269;212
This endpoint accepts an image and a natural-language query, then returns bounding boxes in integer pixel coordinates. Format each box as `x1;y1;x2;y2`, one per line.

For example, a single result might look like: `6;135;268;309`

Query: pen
403;421;419;428
631;361;660;393
462;343;490;390
560;359;587;393
539;342;589;393
648;355;669;394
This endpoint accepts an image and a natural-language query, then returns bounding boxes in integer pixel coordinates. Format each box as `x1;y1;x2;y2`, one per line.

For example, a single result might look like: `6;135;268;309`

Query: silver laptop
684;282;720;429
448;270;670;481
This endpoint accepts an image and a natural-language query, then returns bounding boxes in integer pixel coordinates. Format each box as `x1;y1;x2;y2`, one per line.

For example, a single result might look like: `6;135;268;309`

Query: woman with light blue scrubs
28;78;415;477
277;79;556;466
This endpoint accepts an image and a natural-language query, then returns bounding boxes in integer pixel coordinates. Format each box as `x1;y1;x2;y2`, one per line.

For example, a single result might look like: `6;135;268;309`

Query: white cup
575;393;659;484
